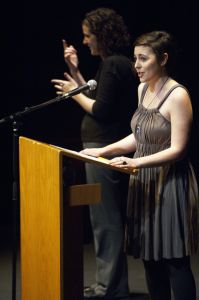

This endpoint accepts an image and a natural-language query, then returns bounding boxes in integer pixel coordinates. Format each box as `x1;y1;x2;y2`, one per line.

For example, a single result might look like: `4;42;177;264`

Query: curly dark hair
133;31;178;76
82;7;131;57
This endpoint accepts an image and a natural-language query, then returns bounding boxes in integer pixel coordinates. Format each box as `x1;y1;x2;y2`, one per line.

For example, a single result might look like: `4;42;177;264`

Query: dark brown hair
134;31;178;76
82;7;131;57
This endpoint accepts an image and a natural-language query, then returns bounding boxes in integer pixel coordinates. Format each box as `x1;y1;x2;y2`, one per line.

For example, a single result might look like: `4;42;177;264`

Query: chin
91;52;98;57
139;77;146;83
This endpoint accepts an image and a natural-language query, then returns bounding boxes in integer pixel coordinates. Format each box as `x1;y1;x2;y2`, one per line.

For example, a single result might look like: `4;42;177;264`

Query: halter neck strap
157;84;186;109
139;83;187;109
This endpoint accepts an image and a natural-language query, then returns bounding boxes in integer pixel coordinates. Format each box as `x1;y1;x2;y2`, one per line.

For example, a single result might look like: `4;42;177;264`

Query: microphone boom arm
0;80;97;125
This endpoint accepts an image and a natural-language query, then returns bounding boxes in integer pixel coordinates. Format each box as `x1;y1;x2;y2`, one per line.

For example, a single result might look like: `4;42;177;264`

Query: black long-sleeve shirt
81;55;137;143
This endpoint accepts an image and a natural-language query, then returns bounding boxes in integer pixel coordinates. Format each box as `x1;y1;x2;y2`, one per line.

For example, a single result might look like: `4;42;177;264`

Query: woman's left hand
109;156;139;170
51;72;78;95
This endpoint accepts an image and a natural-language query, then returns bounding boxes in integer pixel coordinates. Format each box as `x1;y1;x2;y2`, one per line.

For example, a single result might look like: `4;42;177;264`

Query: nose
83;37;88;45
134;59;140;69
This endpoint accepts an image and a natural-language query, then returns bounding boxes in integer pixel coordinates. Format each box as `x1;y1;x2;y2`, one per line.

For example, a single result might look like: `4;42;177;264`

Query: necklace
135;76;169;135
144;76;169;109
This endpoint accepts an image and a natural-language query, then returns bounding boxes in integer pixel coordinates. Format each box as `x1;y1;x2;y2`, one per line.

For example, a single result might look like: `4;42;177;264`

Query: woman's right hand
80;148;104;158
62;39;79;71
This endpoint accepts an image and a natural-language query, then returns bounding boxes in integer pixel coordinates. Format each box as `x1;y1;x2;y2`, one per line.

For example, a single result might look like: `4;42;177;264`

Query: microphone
61;79;97;99
0;80;97;125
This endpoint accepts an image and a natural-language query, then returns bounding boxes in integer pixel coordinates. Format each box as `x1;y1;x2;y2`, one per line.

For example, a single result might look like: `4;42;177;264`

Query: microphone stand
0;93;72;300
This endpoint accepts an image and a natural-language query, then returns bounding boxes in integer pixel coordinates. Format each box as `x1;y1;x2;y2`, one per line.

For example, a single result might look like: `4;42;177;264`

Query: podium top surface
19;136;138;175
50;144;138;175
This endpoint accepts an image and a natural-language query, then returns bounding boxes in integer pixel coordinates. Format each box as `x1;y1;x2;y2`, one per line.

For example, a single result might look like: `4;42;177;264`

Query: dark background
0;0;198;228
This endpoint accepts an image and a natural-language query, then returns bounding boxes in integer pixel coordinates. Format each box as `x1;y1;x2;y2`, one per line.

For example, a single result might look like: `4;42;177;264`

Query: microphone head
87;79;97;91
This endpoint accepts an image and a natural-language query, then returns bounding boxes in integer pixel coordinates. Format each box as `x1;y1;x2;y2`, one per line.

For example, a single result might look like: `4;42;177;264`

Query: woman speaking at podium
81;31;199;300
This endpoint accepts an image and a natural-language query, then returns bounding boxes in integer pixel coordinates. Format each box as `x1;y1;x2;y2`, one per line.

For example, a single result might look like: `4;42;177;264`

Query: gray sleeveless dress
125;84;199;261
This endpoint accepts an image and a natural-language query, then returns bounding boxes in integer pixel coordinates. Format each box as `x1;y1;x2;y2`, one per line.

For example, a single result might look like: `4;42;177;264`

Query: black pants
143;256;196;300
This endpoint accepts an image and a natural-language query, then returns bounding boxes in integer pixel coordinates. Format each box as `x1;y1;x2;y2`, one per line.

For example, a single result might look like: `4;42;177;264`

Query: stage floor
0;226;199;300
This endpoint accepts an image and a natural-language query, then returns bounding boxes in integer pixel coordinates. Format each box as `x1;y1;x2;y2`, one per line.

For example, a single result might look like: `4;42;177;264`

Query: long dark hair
82;7;131;57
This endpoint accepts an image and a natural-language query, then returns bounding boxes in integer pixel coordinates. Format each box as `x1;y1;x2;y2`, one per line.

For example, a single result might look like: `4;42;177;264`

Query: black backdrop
1;0;198;226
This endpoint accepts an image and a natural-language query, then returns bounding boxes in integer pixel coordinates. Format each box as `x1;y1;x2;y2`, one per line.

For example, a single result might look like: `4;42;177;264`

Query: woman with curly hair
52;7;137;299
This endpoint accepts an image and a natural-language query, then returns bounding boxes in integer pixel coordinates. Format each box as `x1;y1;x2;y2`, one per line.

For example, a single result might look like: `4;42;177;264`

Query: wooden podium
19;136;137;300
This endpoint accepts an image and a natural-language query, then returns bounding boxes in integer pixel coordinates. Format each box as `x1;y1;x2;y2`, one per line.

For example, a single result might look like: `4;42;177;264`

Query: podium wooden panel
19;136;101;300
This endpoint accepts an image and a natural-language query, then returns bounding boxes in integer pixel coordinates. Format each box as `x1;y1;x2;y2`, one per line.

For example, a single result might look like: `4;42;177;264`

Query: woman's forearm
72;93;95;113
70;69;86;86
99;134;136;157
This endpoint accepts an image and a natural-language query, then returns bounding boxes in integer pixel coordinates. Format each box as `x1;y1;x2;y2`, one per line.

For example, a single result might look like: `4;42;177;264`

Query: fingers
51;79;65;85
51;78;77;95
51;79;66;94
64;72;77;85
51;75;71;85
80;148;96;156
64;71;72;80
109;157;128;167
62;40;76;53
53;83;64;94
80;148;100;157
109;157;138;173
62;39;68;49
